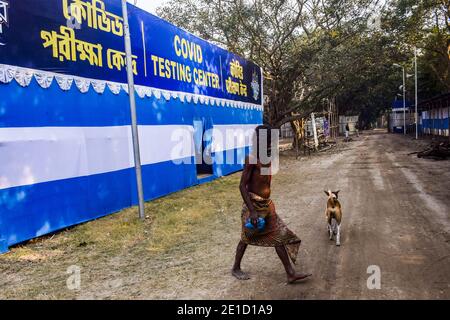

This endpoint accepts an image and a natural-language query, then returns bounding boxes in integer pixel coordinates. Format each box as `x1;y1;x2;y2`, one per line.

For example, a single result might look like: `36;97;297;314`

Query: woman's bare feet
287;273;312;284
231;268;251;280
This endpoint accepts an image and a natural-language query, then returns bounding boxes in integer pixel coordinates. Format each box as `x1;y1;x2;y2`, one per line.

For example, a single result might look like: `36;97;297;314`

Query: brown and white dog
324;190;342;246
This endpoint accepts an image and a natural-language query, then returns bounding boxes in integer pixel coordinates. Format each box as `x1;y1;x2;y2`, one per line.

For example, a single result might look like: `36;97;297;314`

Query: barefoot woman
231;125;311;284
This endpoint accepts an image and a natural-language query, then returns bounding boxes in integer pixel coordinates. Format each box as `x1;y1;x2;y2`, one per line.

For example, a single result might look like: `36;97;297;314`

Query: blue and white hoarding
0;0;263;253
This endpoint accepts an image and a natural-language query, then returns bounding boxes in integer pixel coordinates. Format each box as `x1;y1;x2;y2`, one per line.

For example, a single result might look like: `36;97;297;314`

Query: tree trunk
290;119;304;149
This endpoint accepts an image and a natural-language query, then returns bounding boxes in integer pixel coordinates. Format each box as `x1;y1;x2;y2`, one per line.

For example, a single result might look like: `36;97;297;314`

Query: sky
129;0;168;14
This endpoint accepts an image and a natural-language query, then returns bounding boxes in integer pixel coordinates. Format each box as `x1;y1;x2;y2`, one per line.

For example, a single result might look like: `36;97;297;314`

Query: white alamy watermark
366;2;383;32
251;128;279;176
366;265;381;290
65;3;82;30
0;0;9;35
170;127;279;175
66;265;81;291
367;13;381;31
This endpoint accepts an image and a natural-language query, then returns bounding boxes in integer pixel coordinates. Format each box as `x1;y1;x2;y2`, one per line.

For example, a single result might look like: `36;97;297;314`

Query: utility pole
311;112;319;151
402;67;406;135
121;0;145;220
394;63;407;135
414;47;418;140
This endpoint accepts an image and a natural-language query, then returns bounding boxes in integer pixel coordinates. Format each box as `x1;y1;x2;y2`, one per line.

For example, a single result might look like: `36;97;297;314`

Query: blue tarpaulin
391;100;413;109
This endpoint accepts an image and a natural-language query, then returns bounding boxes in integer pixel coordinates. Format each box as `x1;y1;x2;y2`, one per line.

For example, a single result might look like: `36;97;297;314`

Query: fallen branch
415;142;450;160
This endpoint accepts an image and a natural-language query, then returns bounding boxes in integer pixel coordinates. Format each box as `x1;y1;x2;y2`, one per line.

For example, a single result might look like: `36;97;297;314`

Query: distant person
231;125;311;284
355;122;360;137
345;123;350;141
324;118;330;141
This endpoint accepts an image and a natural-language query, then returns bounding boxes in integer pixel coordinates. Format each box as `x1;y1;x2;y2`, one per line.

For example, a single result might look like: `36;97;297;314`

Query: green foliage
157;0;449;127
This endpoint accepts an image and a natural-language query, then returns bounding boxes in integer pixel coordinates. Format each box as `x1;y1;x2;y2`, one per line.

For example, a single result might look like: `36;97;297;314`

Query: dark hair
255;124;272;153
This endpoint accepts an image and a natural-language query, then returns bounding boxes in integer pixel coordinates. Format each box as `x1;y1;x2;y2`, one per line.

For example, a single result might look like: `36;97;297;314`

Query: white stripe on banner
138;125;195;165
211;124;258;153
0;125;194;190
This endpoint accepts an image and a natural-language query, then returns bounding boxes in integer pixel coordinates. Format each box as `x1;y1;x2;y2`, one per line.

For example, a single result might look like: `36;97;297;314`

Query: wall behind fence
422;109;449;137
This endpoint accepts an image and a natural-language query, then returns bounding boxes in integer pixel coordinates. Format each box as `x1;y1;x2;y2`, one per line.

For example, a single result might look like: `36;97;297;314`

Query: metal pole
415;47;418;140
122;0;145;220
403;67;406;135
311;112;319;151
447;99;449;143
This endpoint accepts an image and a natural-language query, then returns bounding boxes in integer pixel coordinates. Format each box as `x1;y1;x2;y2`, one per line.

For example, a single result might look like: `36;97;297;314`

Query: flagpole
121;0;145;220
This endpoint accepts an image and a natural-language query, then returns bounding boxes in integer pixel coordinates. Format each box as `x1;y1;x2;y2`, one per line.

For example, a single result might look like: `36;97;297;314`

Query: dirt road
258;131;450;299
211;130;450;299
1;131;449;299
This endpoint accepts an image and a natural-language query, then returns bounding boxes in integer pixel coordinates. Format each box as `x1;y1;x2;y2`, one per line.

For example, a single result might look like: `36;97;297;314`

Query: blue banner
0;0;263;106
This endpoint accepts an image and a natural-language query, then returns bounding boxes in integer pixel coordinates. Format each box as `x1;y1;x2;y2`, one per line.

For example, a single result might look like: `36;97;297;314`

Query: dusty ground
1;130;449;299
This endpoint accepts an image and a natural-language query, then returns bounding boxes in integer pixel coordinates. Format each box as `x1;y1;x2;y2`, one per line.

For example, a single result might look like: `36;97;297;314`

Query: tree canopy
157;0;450;128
